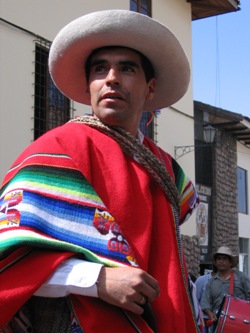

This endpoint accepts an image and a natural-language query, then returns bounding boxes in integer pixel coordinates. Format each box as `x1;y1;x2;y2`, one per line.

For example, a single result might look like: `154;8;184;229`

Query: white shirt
34;258;103;298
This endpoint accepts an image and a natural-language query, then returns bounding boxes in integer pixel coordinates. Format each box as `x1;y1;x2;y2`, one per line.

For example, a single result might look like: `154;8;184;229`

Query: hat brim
49;10;190;112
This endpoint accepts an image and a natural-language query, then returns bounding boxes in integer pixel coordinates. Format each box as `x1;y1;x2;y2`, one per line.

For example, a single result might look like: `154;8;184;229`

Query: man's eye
93;65;107;72
121;65;134;72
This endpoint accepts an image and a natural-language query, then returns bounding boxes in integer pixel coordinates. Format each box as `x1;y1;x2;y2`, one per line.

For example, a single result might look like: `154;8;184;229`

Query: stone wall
181;234;200;278
212;131;239;255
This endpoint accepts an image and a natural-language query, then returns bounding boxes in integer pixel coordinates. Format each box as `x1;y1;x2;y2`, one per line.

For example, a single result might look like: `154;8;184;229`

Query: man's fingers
137;294;147;305
143;272;160;298
138;279;160;303
97;266;160;314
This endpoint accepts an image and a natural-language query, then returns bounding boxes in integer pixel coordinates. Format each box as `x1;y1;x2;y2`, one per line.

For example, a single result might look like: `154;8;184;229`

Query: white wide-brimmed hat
49;10;190;112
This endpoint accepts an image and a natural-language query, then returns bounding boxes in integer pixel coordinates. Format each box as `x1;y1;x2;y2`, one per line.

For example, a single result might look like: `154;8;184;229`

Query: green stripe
7;165;103;203
0;233;118;267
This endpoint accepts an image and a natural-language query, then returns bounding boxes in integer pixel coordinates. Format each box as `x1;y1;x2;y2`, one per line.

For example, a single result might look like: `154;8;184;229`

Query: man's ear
146;78;156;101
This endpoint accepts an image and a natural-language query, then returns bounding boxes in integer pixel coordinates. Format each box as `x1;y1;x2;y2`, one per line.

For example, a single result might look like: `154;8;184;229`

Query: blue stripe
23;191;95;224
20;192;130;264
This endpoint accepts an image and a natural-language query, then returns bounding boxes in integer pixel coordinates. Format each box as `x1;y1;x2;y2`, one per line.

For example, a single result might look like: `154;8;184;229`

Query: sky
192;0;250;118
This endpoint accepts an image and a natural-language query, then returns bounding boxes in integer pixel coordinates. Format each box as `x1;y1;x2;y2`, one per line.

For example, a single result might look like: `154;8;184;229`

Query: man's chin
95;109;123;121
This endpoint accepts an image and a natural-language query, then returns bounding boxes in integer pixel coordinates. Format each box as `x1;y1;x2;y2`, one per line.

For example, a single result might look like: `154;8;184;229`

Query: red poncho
0;121;199;332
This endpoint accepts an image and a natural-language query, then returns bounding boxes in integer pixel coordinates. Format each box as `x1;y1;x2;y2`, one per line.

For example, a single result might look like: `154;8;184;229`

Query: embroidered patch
0;190;23;227
93;209;114;235
93;209;138;266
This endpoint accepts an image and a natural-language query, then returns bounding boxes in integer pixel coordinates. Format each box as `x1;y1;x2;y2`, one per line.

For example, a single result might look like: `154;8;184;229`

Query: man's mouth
101;92;124;101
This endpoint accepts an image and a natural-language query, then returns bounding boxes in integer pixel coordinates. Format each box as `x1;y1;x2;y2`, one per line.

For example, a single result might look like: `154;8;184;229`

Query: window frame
130;0;152;16
130;0;157;142
237;166;248;214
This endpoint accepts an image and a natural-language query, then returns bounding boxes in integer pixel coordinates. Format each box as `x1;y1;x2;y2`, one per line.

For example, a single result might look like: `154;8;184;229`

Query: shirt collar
137;129;144;143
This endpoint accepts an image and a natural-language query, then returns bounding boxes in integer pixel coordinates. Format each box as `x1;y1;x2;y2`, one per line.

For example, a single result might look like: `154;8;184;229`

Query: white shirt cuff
34;258;103;298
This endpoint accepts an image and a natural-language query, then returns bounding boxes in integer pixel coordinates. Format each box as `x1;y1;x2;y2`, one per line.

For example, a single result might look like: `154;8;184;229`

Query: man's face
215;255;232;272
86;47;156;136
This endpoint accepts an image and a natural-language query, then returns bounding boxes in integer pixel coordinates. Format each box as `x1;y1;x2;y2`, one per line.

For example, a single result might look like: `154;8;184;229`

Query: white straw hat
49;10;190;112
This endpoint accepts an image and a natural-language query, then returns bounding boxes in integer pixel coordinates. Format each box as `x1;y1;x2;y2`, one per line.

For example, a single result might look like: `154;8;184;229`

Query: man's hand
204;308;217;322
96;267;160;314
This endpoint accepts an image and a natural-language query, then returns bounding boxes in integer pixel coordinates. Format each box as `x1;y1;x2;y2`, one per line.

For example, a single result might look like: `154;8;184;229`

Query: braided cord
69;116;180;214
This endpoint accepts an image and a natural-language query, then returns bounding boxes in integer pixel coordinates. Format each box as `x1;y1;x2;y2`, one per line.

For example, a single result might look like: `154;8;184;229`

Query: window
237;167;248;214
139;112;158;142
34;40;72;140
130;0;156;141
239;238;249;275
130;0;152;15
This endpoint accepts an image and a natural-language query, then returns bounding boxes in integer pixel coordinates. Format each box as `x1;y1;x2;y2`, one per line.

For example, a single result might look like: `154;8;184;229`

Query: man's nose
106;68;119;85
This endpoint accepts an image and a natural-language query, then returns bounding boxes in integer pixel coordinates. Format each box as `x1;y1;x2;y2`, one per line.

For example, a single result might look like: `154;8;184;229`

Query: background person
201;246;250;332
195;265;217;332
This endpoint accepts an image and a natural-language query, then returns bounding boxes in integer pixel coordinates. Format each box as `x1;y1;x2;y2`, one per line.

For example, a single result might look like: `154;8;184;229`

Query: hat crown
215;246;233;257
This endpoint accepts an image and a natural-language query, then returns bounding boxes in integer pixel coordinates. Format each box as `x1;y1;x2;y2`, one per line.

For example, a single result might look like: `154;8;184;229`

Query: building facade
194;101;250;276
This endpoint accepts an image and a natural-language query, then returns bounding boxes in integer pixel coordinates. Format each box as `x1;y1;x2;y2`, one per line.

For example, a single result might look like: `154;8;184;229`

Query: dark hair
85;46;155;83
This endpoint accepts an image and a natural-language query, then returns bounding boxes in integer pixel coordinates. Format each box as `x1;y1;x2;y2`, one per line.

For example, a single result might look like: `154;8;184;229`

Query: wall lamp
174;125;216;160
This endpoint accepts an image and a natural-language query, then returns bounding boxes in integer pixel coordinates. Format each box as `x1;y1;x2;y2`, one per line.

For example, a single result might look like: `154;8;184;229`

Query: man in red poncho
0;10;200;333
